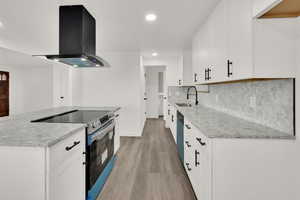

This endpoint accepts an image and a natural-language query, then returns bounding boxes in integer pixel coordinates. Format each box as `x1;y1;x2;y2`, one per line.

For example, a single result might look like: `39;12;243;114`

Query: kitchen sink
176;103;192;107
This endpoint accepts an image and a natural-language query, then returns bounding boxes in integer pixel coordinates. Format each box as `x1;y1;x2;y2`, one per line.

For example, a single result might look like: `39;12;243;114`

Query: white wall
0;65;53;115
72;52;144;137
52;63;73;107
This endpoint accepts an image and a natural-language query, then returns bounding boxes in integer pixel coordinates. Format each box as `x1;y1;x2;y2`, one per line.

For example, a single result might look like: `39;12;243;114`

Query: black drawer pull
115;114;119;118
65;141;80;151
194;73;198;82
185;141;191;147
195;150;200;167
196;137;206;146
185;124;191;129
227;60;233;77
171;115;174;122
185;163;192;171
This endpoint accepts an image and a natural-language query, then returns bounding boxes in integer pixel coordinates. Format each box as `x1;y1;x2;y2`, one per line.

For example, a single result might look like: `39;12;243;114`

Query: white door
227;0;253;80
211;0;228;82
145;68;160;118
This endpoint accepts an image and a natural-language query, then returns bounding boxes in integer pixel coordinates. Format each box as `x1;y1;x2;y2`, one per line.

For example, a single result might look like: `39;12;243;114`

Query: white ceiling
0;0;220;56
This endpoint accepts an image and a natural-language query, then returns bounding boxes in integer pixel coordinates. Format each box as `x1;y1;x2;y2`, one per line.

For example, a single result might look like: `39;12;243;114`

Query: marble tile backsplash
168;79;294;134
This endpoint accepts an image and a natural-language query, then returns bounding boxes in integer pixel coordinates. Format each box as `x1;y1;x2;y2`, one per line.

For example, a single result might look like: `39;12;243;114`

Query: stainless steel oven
86;117;115;200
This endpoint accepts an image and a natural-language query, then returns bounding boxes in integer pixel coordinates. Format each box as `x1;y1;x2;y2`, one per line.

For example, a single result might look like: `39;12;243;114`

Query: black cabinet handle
60;96;64;99
185;163;192;171
204;69;208;80
227;60;233;77
65;141;80;151
195;150;200;167
196;137;206;146
144;98;147;100
179;80;182;85
115;114;119;118
168;109;170;115
194;73;198;82
171;115;174;122
208;68;212;80
185;124;191;129
185;141;191;147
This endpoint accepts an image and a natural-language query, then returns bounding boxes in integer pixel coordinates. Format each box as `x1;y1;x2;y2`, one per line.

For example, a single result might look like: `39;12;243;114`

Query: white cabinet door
170;106;177;142
167;56;184;86
253;18;297;78
114;111;121;154
49;130;85;200
210;0;228;83
50;151;85;200
192;130;212;200
192;30;202;84
227;0;253;81
200;19;214;84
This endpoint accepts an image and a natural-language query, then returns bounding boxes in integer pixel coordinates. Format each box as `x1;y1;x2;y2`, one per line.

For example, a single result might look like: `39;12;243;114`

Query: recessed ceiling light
152;52;158;57
73;64;78;67
53;58;59;62
145;13;157;22
81;58;87;61
96;64;100;67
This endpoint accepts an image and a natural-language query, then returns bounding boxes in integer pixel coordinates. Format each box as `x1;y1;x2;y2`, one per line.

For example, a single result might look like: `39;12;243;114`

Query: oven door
86;119;115;192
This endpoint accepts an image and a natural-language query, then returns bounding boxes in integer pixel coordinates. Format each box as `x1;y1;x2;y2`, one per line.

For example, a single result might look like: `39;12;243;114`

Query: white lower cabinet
49;129;86;200
114;111;121;154
183;118;298;200
169;105;177;143
0;128;86;200
184;120;212;200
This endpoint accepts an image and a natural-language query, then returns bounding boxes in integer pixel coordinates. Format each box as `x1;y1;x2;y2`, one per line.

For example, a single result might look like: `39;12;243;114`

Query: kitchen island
0;106;120;200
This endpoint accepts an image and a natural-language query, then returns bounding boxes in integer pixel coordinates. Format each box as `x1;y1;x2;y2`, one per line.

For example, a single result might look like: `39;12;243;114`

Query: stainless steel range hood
40;5;110;67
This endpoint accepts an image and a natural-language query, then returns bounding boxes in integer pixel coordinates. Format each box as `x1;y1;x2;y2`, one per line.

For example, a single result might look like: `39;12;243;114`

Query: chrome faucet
187;86;199;106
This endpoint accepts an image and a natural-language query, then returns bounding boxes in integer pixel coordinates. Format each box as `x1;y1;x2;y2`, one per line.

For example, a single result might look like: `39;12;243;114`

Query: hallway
98;119;196;200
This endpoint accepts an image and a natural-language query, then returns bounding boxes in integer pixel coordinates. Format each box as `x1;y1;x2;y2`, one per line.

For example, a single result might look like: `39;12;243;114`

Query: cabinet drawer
49;129;85;170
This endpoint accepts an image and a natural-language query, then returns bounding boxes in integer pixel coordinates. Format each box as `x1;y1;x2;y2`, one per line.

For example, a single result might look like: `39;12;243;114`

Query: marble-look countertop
0;106;121;147
169;101;294;139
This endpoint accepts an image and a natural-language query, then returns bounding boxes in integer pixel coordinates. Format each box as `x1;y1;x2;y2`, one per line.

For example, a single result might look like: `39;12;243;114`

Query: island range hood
41;5;110;67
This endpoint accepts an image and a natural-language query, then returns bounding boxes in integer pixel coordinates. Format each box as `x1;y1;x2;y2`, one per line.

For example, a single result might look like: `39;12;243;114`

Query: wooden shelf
260;0;300;18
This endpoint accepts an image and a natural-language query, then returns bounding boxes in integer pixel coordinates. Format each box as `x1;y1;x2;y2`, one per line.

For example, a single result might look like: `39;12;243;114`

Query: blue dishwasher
177;111;184;163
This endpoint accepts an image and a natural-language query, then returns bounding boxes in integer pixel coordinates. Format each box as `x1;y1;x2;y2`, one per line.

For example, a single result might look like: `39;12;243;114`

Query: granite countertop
0;106;121;147
169;101;294;140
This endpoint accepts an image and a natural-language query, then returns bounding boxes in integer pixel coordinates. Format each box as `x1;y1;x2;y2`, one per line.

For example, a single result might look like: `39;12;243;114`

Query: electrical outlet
215;94;219;103
250;96;256;108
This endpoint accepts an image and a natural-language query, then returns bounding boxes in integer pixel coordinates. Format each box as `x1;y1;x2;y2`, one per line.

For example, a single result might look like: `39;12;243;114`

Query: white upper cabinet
192;0;296;84
253;18;297;78
182;50;194;86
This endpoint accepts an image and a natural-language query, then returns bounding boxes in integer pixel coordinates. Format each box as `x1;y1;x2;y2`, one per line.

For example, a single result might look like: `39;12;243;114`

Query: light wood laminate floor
97;118;196;200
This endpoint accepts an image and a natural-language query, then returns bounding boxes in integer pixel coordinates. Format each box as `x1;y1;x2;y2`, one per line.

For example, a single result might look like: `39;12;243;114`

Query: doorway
144;66;166;119
0;71;9;117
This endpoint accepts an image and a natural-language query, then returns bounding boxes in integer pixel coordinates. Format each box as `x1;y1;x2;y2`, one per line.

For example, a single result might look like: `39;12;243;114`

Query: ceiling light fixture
152;52;158;57
73;64;78;67
81;58;87;61
54;58;59;62
145;13;157;22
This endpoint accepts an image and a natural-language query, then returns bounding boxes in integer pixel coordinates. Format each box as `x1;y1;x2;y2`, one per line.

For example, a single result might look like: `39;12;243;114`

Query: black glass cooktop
32;110;110;124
